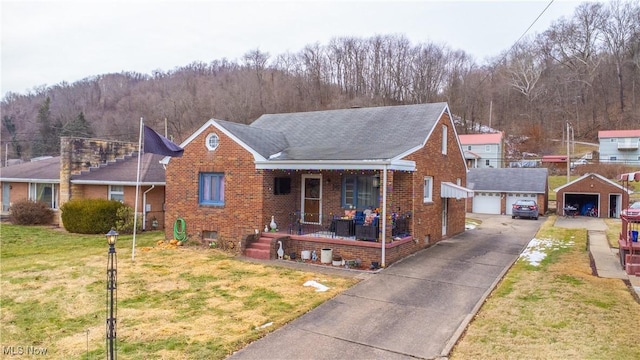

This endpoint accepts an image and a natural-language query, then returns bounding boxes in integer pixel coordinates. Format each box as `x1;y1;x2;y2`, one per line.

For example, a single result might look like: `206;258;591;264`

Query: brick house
554;173;629;218
1;137;167;230
164;103;473;267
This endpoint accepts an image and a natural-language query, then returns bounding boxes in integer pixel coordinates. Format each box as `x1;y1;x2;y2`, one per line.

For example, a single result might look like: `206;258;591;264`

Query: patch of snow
519;238;575;266
303;280;329;292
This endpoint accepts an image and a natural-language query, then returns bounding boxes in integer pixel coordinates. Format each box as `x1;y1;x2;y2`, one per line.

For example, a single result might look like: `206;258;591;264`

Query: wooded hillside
1;1;639;160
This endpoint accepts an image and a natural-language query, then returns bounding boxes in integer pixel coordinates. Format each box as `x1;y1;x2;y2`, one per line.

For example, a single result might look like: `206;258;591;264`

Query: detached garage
467;168;549;215
554;173;629;218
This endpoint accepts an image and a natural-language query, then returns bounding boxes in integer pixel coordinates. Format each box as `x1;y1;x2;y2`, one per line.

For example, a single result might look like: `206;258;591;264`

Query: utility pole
566;122;571;183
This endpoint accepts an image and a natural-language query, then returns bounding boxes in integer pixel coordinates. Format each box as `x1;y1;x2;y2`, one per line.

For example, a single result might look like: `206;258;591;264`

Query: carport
554;173;629;218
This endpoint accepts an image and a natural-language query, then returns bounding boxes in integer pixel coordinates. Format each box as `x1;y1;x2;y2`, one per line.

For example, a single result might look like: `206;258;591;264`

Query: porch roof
441;182;474;199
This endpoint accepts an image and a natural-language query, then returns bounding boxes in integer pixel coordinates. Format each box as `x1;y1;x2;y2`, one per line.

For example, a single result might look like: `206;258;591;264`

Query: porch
247;231;417;270
245;211;416;268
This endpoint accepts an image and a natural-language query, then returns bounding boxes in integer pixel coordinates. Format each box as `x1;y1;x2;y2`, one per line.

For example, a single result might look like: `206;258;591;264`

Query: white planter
320;248;332;264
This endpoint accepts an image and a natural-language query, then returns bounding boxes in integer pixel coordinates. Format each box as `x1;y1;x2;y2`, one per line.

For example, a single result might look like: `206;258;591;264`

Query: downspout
381;165;388;267
142;185;155;231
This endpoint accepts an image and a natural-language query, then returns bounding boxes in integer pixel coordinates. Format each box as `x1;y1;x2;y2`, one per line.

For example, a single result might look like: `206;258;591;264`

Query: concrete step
251;242;271;251
245;247;270;260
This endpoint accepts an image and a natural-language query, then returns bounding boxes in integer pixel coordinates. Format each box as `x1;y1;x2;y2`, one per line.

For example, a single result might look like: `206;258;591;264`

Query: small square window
109;185;124;202
199;173;225;205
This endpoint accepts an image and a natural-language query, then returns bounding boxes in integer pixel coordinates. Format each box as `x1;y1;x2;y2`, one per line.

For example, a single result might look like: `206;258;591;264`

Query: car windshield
515;200;536;206
629;202;640;209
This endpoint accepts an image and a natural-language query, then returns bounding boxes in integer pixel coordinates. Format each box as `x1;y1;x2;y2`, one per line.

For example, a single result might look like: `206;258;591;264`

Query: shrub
9;200;54;225
60;199;124;234
114;206;142;234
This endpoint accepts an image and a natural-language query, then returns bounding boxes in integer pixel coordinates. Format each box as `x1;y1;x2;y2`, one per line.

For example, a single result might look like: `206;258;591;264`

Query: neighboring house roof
72;153;166;185
553;173;630;193
464;150;481;159
173;103;461;171
541;155;568;163
598;130;640;138
0;156;60;183
467;168;548;193
458;132;503;145
0;153;165;185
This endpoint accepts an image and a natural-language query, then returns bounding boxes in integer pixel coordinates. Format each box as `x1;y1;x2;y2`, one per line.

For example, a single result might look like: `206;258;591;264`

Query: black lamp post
105;228;118;360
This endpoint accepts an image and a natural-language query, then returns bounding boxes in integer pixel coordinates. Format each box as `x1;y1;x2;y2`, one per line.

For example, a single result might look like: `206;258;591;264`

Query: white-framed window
442;126;448;155
610;156;617;161
342;175;379;209
199;172;225;206
485;145;491;152
206;133;220;151
485;159;491;166
467;145;471;150
423;176;433;203
109;185;124;202
29;183;57;209
610;138;615;142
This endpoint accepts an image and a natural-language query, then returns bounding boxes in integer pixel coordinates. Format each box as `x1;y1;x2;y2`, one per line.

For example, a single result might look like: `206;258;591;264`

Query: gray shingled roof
0;157;60;182
229;103;448;160
0;153;165;185
72;153;166;184
467;168;548;193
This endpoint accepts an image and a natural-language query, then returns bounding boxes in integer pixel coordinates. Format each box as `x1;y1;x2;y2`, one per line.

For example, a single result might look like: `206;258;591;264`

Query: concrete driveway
228;214;541;360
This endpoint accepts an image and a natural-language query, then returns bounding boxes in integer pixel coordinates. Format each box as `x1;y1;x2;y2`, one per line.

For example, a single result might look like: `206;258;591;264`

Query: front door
2;183;10;212
442;198;448;236
301;174;322;224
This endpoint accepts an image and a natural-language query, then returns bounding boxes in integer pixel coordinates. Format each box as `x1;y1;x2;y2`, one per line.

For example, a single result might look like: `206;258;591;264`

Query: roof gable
553;172;629;193
467;168;548;193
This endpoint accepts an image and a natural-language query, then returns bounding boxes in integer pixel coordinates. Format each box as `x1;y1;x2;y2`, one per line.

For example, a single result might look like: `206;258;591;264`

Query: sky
1;0;588;98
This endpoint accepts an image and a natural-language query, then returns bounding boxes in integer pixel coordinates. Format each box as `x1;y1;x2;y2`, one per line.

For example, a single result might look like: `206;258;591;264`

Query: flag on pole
143;125;184;157
132;121;184;261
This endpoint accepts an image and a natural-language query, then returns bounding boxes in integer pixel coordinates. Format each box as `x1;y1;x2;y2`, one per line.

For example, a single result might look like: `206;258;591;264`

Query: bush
9;200;54;225
114;206;142;234
60;199;124;234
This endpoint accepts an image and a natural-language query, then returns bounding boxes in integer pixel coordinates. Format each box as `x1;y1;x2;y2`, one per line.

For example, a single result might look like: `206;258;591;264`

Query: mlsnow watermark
2;345;48;356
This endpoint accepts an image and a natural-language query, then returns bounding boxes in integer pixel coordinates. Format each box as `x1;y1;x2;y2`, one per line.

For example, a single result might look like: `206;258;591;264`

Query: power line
477;0;555;87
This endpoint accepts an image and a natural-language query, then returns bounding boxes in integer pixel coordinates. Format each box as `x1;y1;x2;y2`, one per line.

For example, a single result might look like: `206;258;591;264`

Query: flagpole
132;117;143;261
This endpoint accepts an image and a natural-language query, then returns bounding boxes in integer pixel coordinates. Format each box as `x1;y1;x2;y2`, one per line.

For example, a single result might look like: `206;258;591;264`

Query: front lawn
450;216;640;359
0;225;358;359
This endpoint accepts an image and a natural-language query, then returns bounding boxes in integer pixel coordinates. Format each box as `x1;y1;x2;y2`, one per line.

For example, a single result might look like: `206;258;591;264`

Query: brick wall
59;137;138;211
404;114;468;245
556;174;628;217
280;235;422;268
79;184;166;229
165;124;264;242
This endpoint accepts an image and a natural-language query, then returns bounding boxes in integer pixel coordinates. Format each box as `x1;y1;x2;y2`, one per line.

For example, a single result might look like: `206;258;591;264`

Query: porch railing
287;211;337;237
286;211;412;239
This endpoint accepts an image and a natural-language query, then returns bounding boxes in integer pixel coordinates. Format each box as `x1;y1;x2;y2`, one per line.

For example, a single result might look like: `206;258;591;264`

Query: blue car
512;200;539;220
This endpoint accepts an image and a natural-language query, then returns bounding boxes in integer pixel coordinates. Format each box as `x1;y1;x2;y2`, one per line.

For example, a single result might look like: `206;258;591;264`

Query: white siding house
598;130;640;165
458;132;504;168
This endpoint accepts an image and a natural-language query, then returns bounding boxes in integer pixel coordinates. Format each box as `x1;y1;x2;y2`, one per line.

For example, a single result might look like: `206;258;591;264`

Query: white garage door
472;192;501;214
506;193;537;215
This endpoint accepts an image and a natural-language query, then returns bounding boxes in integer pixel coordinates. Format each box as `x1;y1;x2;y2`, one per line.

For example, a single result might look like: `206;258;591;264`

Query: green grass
0;224;358;359
450;216;640;359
